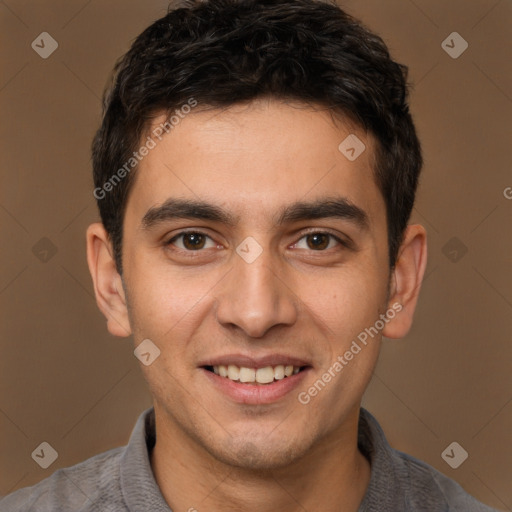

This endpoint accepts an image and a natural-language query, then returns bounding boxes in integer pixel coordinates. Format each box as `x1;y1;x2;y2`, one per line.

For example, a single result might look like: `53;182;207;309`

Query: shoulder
397;450;498;511
358;409;498;512
0;446;126;512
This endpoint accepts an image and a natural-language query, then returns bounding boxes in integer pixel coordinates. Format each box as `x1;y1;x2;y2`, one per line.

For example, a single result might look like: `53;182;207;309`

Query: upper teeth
213;364;301;383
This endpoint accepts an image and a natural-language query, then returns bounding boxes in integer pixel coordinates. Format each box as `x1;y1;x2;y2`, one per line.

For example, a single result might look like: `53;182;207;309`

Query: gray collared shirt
0;407;498;511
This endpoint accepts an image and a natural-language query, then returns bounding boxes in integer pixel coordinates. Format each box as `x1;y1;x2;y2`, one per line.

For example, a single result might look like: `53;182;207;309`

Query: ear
382;224;427;339
86;223;132;337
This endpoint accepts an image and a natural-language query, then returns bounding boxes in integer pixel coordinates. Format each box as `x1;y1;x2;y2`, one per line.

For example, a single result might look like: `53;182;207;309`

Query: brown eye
292;232;348;252
182;233;206;250
306;233;330;250
168;232;216;251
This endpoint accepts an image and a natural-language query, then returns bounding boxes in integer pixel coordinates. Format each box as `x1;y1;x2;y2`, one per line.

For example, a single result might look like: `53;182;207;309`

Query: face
95;99;407;470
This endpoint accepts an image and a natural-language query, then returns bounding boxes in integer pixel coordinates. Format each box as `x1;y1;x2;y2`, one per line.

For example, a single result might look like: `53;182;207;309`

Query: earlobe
86;223;132;337
382;224;427;339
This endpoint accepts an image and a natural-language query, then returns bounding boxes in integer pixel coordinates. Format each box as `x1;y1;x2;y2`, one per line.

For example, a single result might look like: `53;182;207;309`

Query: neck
150;407;371;512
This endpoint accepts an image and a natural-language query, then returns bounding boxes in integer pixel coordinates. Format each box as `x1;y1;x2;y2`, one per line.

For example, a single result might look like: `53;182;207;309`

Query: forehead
126;99;385;228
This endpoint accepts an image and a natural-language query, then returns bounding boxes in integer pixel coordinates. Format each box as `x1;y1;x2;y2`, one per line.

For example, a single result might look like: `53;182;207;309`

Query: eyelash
165;229;350;254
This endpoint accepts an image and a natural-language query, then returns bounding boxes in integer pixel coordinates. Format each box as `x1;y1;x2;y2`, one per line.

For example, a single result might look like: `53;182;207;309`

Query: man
0;0;497;511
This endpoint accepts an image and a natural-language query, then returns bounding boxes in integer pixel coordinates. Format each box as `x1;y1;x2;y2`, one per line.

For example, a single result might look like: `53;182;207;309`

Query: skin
87;99;427;512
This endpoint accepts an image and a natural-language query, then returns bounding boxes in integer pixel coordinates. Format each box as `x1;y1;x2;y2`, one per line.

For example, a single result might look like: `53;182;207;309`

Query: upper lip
198;353;312;368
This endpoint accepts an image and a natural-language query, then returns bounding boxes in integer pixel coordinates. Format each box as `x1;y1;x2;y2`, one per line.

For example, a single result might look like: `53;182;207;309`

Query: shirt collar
357;408;407;511
119;406;412;512
120;407;172;512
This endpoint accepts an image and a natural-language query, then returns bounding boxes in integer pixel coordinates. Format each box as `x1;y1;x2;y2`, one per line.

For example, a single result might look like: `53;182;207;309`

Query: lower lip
201;368;311;405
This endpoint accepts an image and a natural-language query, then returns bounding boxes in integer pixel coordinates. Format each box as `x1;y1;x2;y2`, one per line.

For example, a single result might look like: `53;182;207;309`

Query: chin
206;433;313;471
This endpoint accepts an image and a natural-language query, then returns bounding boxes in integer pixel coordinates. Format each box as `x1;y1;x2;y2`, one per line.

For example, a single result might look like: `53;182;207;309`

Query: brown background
0;0;511;509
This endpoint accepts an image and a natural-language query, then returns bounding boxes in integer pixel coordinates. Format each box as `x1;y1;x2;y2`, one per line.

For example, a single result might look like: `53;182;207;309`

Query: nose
214;249;298;338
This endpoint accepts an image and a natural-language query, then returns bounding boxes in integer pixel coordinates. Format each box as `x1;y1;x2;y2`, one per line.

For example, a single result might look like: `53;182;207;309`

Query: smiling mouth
204;364;308;385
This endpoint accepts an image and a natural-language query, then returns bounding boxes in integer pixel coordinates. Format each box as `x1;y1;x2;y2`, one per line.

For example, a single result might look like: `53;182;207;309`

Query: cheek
301;275;385;423
305;263;388;338
299;263;388;408
126;252;218;340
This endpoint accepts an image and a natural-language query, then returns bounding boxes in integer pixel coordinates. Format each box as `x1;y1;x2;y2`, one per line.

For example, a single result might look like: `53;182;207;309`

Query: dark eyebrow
141;198;239;230
140;196;369;231
275;197;369;230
